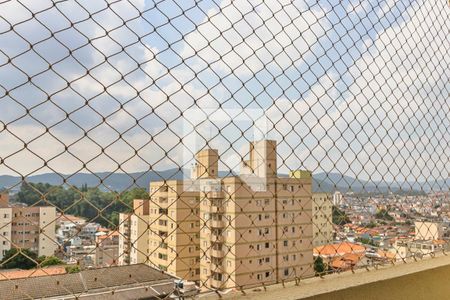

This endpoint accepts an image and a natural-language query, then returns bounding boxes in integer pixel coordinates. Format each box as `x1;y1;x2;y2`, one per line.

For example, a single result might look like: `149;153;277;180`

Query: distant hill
0;170;447;193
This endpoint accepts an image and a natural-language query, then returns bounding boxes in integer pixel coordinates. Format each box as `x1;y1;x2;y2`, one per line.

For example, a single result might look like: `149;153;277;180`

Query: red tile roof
314;242;365;258
0;267;66;280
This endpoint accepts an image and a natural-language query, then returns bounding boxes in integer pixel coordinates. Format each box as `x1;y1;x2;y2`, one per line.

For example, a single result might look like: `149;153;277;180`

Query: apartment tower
117;140;314;289
199;140;314;289
311;193;333;247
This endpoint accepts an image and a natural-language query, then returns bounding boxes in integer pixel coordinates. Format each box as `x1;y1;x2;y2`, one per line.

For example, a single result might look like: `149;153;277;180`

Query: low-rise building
0;193;57;260
393;238;448;260
118;200;151;266
415;221;443;241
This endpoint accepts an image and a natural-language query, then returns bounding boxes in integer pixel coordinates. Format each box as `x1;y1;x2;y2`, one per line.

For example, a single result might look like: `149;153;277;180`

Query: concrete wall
205;255;450;300
302;263;450;300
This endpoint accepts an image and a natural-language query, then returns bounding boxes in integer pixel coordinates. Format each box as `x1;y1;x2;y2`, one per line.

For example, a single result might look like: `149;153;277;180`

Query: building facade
0;193;56;259
118;199;152;266
118;140;315;290
333;191;343;206
312;193;333;247
414;221;443;241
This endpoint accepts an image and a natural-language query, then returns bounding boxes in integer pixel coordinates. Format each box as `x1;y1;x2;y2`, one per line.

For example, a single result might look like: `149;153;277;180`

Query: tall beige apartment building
118;190;201;282
147;181;200;281
0;193;56;260
199;141;314;289
118;140;314;289
311;193;333;247
118;199;150;266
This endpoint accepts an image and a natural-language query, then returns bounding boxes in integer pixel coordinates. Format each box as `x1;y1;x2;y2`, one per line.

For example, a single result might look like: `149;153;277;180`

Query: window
283;240;288;247
265;242;270;248
284;268;289;276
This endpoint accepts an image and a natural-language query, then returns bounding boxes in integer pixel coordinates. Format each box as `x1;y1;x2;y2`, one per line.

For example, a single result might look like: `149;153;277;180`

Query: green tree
332;206;350;225
65;265;81;273
38;255;63;267
366;221;377;228
314;256;326;275
119;188;149;210
0;248;38;269
375;209;394;221
15;183;149;229
356;237;376;246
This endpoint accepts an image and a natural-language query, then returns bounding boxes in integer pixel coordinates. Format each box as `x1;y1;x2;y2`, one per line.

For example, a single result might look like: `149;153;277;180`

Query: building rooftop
314;242;366;258
0;267;66;281
0;264;174;300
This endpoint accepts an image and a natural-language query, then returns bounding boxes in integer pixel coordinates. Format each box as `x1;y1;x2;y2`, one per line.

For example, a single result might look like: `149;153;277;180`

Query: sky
0;0;448;185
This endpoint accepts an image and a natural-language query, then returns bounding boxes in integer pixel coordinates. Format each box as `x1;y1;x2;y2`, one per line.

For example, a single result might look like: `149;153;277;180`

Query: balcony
211;205;224;214
211;262;225;272
210;219;225;228
211;234;225;243
210;278;226;289
206;191;223;199
210;248;225;258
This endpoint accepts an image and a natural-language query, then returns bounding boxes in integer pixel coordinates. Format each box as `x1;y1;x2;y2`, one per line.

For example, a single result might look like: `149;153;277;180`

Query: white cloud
180;0;327;78
0;0;448;186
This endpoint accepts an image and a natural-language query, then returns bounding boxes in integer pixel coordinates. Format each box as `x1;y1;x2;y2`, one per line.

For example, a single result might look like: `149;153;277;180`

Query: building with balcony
197;140;314;290
147;181;200;281
117;140;314;290
118;199;151;266
0;193;56;260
